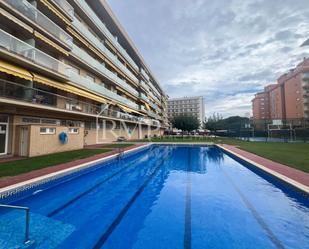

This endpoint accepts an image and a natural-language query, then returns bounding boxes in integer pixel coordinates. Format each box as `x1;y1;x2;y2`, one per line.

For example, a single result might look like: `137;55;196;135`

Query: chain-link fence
213;118;309;142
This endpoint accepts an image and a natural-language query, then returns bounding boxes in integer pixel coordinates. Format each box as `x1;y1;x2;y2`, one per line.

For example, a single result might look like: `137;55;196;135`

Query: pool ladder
117;148;124;159
0;204;30;244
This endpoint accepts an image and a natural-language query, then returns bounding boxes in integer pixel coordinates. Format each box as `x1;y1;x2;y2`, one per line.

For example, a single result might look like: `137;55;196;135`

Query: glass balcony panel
53;0;74;18
0;79;151;123
140;93;149;103
0;29;70;76
69;70;139;109
75;0;139;71
72;19;138;84
71;45;138;96
6;0;73;47
141;68;150;81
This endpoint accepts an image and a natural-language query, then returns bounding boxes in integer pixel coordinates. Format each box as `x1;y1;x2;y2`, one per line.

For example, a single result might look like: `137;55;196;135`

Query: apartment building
0;0;168;157
167;96;205;125
252;58;309;123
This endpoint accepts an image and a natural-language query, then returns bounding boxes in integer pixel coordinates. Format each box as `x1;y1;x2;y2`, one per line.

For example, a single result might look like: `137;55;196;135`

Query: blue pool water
0;145;308;249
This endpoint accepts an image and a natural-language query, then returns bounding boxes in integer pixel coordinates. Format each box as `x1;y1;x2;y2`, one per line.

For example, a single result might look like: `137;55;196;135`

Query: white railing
75;0;139;71
72;18;138;84
0;29;70;76
69;70;139;109
141;68;150;81
71;45;139;96
52;0;74;19
6;0;73;47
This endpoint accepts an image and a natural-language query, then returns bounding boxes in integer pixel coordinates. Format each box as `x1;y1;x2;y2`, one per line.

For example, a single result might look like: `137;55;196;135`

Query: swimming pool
0;145;308;249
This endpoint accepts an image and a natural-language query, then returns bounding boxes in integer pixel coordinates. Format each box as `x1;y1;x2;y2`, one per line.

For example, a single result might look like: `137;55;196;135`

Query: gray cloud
107;0;309;117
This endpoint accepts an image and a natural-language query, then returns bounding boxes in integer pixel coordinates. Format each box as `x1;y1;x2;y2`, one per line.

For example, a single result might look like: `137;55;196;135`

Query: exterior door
20;127;29;157
0;123;8;155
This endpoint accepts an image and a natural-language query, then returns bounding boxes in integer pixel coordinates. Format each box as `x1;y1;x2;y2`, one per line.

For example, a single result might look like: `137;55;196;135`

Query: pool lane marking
91;152;169;249
221;169;285;249
184;148;192;249
47;151;157;217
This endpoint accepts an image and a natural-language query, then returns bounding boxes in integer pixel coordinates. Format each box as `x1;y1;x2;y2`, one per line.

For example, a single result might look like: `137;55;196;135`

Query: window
40;127;56;134
69;128;79;134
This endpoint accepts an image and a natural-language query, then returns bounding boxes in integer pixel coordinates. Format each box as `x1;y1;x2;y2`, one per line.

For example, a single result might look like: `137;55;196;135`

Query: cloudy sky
107;0;309;118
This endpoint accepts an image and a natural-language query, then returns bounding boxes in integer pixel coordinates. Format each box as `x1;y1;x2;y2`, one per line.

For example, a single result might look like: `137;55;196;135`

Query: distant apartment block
252;58;309;122
0;0;168;157
167;96;205;125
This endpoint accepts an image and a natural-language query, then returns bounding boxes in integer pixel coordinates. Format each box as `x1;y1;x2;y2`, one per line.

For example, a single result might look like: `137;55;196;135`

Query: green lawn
0;149;111;177
134;137;309;172
101;143;135;149
230;141;309;173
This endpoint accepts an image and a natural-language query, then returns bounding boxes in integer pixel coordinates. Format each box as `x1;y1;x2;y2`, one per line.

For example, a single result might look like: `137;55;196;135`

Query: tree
203;112;223;130
203;114;249;132
172;114;200;132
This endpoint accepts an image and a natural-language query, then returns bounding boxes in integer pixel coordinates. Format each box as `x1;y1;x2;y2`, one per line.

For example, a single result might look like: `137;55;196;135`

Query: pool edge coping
216;144;309;194
0;144;151;198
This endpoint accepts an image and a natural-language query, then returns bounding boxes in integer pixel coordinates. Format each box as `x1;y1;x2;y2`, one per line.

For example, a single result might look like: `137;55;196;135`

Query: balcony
140;80;149;91
150;84;161;98
71;45;138;96
52;0;74;19
69;71;139;110
149;101;158;110
75;0;139;71
148;110;158;119
140;93;149;103
140;105;147;112
149;91;161;104
141;68;150;82
6;0;73;47
0;79;159;125
0;79;101;115
72;18;138;84
0;29;70;76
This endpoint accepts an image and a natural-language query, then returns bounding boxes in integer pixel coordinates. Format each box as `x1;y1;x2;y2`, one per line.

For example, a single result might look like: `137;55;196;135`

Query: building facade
167;96;205;126
252;58;309;124
0;0;168;157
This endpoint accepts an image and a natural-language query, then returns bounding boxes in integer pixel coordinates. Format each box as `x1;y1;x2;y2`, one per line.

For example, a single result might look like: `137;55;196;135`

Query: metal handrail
0;204;30;244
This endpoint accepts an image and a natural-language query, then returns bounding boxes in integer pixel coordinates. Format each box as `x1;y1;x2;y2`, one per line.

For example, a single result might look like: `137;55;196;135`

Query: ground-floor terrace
0;90;164;158
0;110;163;158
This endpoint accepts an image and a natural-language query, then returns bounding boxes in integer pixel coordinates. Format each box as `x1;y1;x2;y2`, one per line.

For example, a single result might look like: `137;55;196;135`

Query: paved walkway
220;144;309;187
0;144;144;189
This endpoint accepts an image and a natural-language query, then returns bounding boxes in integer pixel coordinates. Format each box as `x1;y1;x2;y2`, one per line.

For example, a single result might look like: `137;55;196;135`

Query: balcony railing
148;110;158;119
6;0;73;47
0;79;160;125
140;93;149;103
148;91;160;104
75;0;139;71
52;0;74;19
71;45;138;96
141;68;150;82
148;100;158;110
72;18;138;84
0;29;70;76
140;80;149;91
69;70;139;110
150;83;161;98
